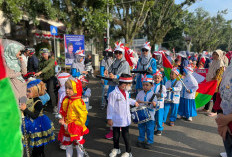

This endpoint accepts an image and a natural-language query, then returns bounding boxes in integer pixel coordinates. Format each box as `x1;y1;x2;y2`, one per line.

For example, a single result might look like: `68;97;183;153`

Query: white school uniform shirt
136;90;157;121
152;83;167;109
180;74;198;99
165;79;182;104
107;86;136;127
82;88;91;111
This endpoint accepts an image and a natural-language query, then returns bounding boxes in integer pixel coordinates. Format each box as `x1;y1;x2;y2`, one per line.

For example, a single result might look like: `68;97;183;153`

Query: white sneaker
220;152;227;157
60;144;66;150
89;106;92;110
187;117;192;121
177;115;182;119
121;152;133;157
109;149;121;157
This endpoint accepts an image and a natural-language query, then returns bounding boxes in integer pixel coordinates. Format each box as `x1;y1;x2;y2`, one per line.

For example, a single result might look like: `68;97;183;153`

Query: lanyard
154;83;160;94
171;79;176;100
144;89;152;102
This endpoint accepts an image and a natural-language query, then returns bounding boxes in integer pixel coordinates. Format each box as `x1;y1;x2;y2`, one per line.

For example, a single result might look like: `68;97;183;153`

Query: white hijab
206;49;225;81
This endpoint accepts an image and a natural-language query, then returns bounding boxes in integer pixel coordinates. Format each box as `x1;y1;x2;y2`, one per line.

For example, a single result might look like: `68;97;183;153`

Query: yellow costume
58;79;89;145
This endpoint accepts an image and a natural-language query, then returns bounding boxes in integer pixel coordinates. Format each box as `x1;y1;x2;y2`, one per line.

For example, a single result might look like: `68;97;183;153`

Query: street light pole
107;0;110;48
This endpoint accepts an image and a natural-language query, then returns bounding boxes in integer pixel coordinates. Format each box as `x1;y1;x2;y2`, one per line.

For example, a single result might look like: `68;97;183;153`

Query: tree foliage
184;8;232;52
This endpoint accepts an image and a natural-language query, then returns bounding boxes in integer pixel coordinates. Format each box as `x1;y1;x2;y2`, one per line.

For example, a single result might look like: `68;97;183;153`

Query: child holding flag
178;65;199;121
152;70;167;136
136;74;157;149
163;68;182;126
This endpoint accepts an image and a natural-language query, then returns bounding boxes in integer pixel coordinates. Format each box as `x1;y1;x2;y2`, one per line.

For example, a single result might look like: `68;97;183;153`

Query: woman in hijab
71;50;88;78
135;42;157;92
203;49;227;116
215;60;232;157
4;43;27;103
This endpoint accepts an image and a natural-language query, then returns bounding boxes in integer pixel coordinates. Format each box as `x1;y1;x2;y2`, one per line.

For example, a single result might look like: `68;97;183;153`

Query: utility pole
107;0;110;48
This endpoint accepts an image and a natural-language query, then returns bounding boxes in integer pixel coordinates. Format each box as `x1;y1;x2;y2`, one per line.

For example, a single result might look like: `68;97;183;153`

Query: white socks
66;144;84;157
66;145;73;157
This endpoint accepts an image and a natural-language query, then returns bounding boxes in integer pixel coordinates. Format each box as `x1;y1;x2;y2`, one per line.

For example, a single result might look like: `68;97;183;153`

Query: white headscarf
206;49;225;81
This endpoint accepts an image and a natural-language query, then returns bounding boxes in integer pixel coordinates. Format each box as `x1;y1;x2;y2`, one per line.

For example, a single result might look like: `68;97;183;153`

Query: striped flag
0;44;22;157
162;52;173;80
195;80;217;108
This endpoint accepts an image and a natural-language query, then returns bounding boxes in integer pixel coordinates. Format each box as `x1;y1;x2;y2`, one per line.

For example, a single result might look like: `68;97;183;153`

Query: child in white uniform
136;74;157;149
178;65;198;121
80;76;91;126
163;67;182;126
107;74;138;157
152;70;167;135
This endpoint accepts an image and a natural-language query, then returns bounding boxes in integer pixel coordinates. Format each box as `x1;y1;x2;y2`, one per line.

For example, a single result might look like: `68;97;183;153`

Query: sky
176;0;232;20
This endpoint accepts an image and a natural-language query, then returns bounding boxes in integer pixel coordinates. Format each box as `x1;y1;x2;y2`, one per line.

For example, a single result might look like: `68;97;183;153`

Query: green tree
112;0;155;45
184;8;231;52
0;0;57;23
144;0;196;47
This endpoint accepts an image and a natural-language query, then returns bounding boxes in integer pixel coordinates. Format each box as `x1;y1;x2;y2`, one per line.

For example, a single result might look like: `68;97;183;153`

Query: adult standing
135;42;157;92
4;43;27;103
35;48;56;112
71;50;88;78
27;48;39;73
177;51;189;75
203;50;227;116
215;60;232;157
104;42;131;95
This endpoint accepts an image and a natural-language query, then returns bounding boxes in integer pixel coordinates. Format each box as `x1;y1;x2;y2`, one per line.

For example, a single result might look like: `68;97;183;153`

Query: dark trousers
44;76;57;108
113;126;131;153
32;145;45;157
223;132;232;157
204;93;217;112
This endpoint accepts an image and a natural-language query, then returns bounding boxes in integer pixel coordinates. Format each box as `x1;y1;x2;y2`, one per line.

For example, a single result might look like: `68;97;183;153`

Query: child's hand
187;89;191;93
152;102;156;108
19;103;27;111
104;70;108;77
135;102;139;107
107;119;113;126
59;118;65;125
109;73;115;79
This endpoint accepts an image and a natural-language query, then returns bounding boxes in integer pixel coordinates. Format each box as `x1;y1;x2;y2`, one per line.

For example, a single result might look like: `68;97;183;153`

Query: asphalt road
43;78;224;157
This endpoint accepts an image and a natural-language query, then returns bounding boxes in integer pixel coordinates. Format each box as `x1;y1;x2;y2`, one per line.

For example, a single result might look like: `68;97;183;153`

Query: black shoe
143;143;152;149
155;130;162;136
136;141;144;148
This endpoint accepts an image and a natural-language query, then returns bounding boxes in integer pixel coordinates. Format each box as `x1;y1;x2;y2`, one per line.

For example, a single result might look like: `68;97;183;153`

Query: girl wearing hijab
135;42;157;92
71;50;88;78
4;43;27;103
203;50;226;116
178;65;199;121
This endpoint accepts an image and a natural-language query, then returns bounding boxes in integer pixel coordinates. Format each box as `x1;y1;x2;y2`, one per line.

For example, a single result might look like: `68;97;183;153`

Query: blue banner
64;35;85;65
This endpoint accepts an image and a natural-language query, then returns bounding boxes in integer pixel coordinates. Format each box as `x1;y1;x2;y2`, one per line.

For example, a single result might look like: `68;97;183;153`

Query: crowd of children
16;40;232;157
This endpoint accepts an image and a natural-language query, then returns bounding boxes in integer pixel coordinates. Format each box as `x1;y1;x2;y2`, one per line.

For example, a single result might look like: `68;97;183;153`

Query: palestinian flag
0;45;22;156
195;80;217;108
162;52;173;80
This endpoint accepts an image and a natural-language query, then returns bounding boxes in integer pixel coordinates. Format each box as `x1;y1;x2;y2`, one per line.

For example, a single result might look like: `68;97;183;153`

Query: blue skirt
22;114;55;147
178;98;197;118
